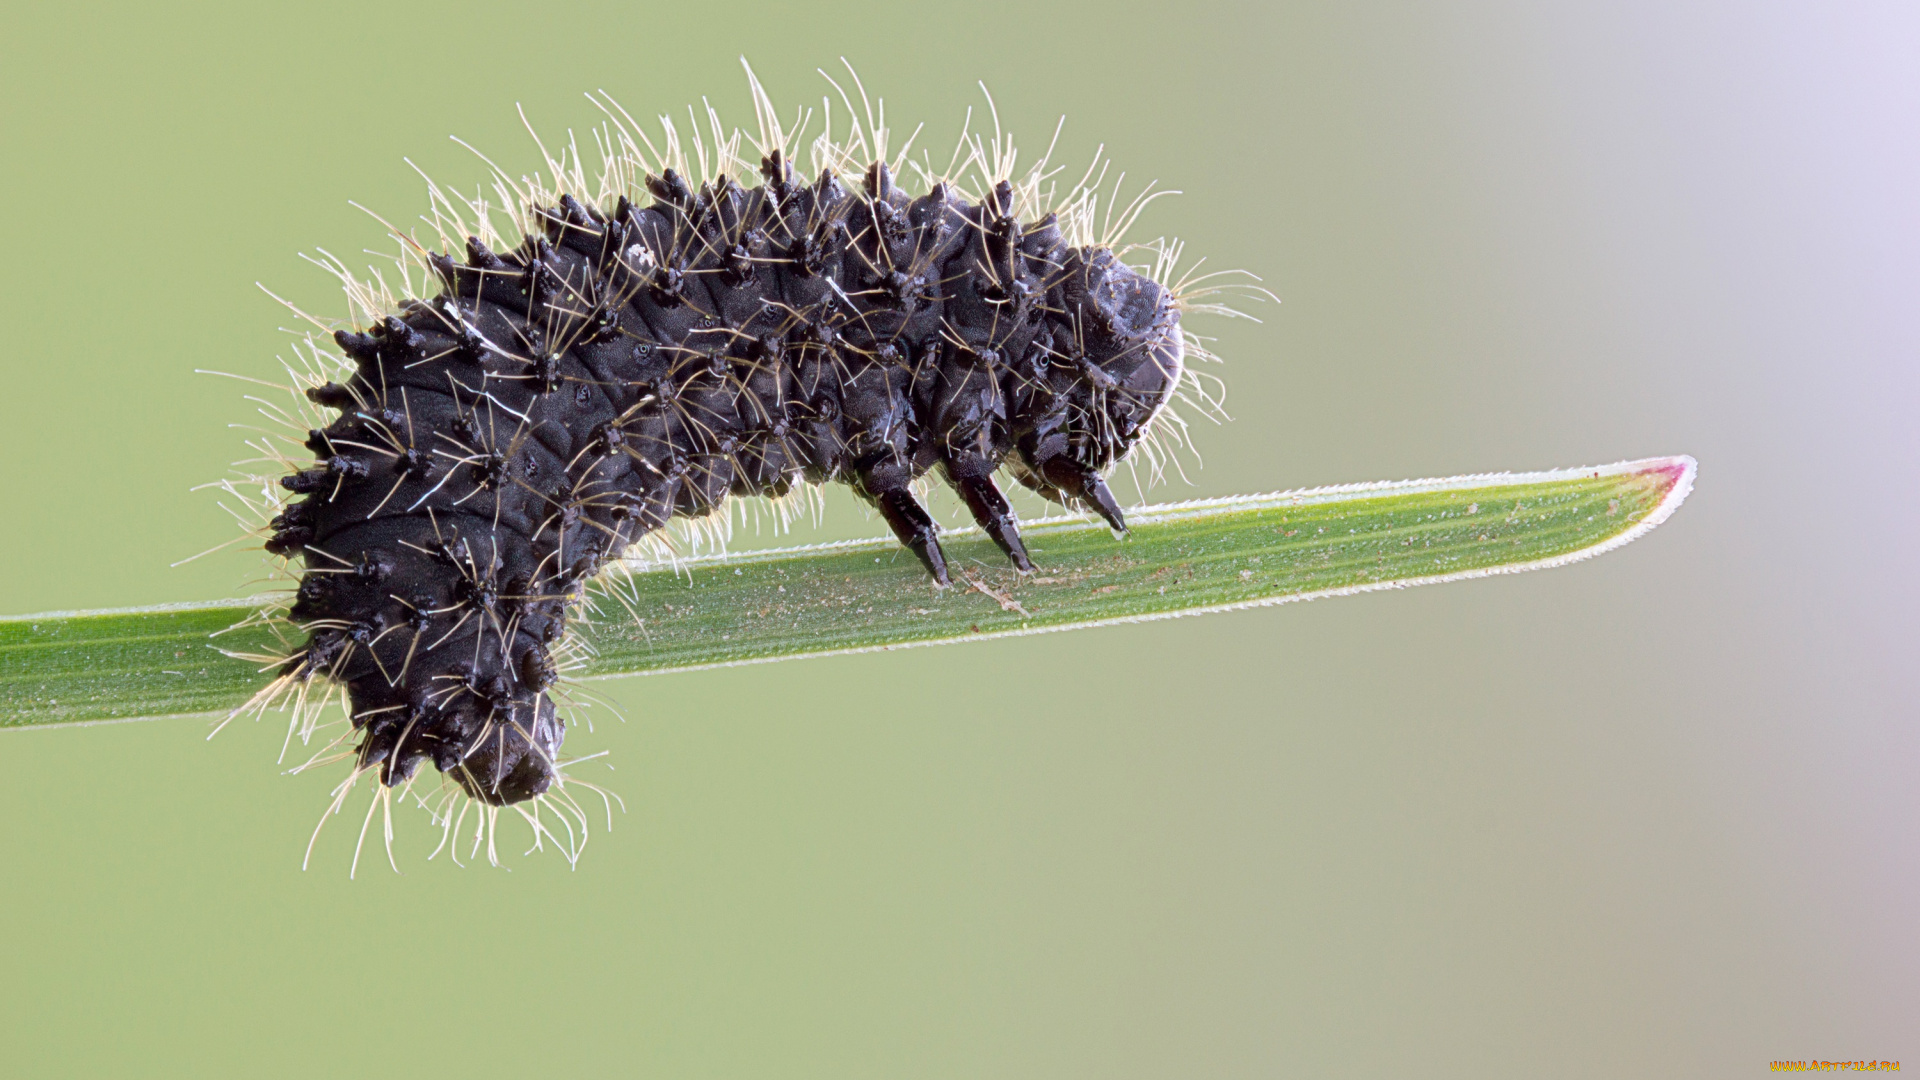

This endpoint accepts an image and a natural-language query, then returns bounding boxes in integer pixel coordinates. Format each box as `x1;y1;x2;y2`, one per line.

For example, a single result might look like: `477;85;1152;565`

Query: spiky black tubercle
272;152;1184;805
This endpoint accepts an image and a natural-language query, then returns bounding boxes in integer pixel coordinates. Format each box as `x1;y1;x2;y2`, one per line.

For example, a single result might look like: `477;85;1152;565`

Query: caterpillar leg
858;466;950;585
1041;459;1129;536
948;471;1033;573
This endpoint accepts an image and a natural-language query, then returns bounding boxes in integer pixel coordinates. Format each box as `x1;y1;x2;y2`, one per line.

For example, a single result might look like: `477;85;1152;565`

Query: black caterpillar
248;78;1205;815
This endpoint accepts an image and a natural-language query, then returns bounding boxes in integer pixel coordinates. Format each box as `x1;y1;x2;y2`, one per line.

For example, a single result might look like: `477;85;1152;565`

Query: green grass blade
0;456;1694;730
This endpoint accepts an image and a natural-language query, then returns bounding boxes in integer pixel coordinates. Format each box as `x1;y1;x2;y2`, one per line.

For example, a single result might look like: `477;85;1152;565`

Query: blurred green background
2;2;1913;1076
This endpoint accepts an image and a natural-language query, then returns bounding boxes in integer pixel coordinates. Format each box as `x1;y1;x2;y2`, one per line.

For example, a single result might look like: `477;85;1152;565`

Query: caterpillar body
234;68;1234;833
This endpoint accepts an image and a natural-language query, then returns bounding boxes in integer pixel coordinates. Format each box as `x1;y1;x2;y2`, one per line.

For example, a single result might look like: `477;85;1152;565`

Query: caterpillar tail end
349;685;566;808
450;694;564;806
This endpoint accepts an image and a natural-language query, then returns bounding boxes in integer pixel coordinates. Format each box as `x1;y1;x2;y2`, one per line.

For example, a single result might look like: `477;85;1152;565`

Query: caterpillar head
1010;248;1185;532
